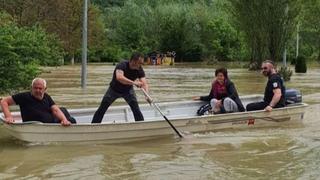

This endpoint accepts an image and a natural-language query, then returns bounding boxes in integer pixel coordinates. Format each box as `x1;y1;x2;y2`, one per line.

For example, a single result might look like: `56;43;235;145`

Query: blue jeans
91;87;144;123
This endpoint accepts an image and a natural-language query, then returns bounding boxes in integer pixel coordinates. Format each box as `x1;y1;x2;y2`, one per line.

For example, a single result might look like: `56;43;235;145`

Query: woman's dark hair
130;52;144;62
215;67;228;79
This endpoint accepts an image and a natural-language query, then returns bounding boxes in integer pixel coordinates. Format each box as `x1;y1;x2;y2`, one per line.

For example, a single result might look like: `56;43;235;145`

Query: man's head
31;78;47;100
261;60;275;77
129;52;144;70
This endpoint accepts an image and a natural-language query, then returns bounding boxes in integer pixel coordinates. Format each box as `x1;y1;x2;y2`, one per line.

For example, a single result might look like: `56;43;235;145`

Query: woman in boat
193;67;245;114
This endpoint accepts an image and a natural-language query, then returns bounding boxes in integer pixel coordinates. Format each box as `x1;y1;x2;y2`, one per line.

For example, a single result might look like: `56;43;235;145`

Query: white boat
0;95;308;143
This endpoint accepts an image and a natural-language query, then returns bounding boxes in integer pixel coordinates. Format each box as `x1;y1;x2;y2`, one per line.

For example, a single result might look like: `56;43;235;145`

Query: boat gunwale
0;102;308;127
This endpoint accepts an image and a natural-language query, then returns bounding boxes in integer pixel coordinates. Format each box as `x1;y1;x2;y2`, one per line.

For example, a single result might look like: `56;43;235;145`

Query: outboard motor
285;89;302;105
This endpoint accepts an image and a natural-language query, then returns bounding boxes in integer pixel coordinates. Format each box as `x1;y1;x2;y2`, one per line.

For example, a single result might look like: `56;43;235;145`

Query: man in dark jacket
246;60;286;112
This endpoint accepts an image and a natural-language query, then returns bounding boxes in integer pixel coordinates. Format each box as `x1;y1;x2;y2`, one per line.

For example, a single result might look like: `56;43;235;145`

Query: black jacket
200;80;245;112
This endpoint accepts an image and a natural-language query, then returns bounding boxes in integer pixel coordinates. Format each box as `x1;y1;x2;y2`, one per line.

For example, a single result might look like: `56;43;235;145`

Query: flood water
1;63;320;179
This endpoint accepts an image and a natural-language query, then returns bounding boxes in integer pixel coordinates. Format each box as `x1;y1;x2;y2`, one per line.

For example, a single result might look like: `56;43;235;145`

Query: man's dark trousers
91;87;144;123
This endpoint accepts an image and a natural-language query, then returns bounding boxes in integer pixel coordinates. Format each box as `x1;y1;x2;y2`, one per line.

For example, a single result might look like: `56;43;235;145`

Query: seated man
246;60;286;112
0;78;75;125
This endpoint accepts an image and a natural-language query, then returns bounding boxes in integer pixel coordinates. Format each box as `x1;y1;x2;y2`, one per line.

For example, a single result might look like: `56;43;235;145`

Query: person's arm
192;96;201;100
193;86;214;101
193;94;211;101
140;77;149;92
116;70;142;87
227;82;238;100
265;88;282;112
51;105;71;126
226;82;245;112
199;86;214;101
139;77;152;103
0;96;16;123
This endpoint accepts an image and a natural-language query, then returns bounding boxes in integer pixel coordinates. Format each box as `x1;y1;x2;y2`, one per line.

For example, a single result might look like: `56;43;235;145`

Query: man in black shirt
91;52;150;123
0;78;75;125
246;60;286;112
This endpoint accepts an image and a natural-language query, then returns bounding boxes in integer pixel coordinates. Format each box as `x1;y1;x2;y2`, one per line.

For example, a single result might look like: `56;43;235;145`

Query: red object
248;119;255;125
211;80;227;99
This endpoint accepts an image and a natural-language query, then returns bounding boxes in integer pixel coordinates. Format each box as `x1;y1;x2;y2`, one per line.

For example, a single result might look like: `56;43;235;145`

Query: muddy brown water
1;63;320;179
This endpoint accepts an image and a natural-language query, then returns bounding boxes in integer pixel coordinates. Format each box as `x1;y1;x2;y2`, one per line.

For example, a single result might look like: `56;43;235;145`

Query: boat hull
0;96;308;143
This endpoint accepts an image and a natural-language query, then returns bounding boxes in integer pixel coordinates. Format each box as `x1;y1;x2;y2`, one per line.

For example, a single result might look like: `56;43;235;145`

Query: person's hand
264;105;273;112
145;96;152;104
133;80;143;88
61;119;71;126
216;100;222;107
4;116;14;124
192;96;200;100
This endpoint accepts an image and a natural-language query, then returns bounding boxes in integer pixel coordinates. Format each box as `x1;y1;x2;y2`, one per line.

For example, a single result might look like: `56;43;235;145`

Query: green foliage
204;18;244;61
101;46;122;62
0;25;63;66
1;0;107;63
0;11;14;26
110;0;153;53
0;11;63;93
228;0;301;69
295;56;307;73
278;66;293;81
87;46;121;63
300;0;320;61
0;30;40;93
3;0;317;65
290;56;296;65
12;26;63;66
91;0;126;9
103;0;244;62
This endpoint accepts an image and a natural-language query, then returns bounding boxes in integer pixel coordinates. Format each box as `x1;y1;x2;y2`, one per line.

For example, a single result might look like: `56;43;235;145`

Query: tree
228;0;301;69
0;11;63;93
301;0;320;61
102;0;243;61
1;0;107;63
0;36;39;93
0;10;13;26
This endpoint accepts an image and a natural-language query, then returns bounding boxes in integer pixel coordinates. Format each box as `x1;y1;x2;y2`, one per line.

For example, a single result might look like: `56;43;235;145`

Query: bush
100;46;122;63
12;25;64;66
295;56;307;73
0;36;40;93
104;1;245;62
0;12;62;93
278;66;293;81
290;57;296;65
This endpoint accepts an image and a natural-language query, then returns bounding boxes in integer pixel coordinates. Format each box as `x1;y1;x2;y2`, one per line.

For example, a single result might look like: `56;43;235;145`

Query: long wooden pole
141;88;183;138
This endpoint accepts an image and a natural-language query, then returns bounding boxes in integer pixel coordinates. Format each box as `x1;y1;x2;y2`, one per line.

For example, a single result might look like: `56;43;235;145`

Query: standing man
0;78;75;125
92;52;149;123
246;60;286;112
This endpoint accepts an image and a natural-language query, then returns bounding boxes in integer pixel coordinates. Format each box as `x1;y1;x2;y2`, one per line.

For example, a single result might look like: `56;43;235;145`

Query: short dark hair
215;67;228;79
130;52;144;62
263;60;275;66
